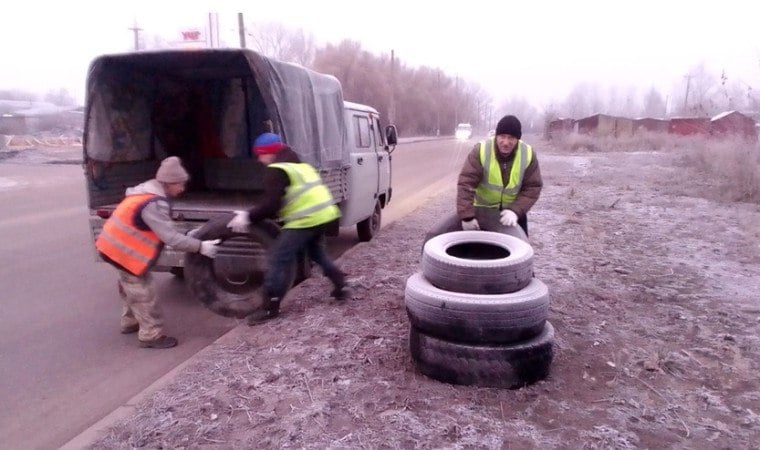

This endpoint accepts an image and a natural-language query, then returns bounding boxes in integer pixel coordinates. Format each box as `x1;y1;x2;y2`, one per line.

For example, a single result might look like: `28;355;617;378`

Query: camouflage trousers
117;270;163;341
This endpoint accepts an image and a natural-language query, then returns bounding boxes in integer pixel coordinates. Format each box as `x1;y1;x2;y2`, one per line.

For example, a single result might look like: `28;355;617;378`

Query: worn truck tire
184;214;295;318
357;200;382;242
422;231;533;295
409;322;555;389
405;272;549;344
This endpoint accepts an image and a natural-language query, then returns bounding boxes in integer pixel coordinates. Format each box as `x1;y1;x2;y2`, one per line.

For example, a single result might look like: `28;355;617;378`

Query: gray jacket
125;179;202;253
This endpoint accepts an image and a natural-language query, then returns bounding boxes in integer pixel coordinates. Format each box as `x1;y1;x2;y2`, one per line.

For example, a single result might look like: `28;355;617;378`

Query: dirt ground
94;143;760;449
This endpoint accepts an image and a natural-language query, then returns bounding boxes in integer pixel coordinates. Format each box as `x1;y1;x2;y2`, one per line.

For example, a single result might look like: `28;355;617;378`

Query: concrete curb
62;322;260;449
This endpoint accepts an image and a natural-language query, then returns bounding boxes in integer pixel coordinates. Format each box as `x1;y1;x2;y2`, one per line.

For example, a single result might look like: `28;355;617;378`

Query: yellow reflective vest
474;138;533;208
269;162;341;229
95;193;163;276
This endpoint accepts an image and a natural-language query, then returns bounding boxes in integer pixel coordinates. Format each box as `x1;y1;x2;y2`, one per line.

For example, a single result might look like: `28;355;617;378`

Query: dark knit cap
495;115;522;139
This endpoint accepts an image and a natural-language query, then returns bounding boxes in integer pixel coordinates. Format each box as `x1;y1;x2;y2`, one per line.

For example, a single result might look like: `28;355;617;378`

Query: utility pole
207;13;214;48
436;70;440;136
454;76;459;125
207;13;220;48
128;20;142;51
683;74;692;112
389;50;396;124
238;13;246;48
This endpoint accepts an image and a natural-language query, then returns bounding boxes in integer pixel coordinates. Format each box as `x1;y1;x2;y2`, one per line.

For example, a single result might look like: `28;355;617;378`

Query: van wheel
184;214;295;318
357;200;382;242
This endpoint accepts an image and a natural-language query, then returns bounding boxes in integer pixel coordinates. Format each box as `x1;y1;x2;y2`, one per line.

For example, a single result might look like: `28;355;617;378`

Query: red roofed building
710;111;757;142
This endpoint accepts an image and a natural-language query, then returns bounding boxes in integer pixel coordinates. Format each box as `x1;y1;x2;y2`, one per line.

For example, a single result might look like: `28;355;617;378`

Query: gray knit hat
156;156;190;183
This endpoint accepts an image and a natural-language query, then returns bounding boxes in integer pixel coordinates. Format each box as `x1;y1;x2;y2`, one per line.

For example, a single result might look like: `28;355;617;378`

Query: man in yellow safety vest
227;133;349;325
457;115;543;235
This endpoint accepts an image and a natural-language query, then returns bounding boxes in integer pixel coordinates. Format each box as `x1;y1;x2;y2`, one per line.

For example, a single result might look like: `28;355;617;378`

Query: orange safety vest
96;193;163;276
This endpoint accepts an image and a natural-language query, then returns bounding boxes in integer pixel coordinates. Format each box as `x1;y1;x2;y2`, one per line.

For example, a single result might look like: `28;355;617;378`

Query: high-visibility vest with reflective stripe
269;162;341;229
96;193;163;276
474;138;533;208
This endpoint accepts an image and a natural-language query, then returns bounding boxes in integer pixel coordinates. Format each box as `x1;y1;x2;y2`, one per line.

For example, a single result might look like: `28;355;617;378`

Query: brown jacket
456;140;543;220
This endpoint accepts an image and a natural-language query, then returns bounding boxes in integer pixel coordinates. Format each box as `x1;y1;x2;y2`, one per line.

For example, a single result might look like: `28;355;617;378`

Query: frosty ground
93;141;760;449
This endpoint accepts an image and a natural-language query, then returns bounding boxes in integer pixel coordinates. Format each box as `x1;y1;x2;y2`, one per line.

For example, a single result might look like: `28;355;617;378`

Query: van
83;49;397;317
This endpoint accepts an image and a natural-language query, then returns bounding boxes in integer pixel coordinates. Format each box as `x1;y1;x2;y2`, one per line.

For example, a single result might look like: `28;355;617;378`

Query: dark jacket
456;140;543;220
247;147;301;222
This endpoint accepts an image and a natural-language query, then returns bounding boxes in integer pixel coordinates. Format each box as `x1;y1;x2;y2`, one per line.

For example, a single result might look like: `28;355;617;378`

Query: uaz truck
84;49;397;317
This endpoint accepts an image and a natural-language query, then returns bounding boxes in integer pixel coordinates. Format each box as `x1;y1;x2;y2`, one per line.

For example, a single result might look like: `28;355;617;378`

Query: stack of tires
405;231;555;388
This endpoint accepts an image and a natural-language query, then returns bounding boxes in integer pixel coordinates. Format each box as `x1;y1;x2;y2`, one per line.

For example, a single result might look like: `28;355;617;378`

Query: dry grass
88;146;760;450
675;137;760;202
546;133;760;203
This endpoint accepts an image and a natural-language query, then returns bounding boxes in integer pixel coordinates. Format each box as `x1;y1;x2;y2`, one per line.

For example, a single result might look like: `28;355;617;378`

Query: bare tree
497;97;540;132
246;22;315;66
561;82;603;118
673;63;719;116
43;88;76;107
642;87;667;117
0;89;39;102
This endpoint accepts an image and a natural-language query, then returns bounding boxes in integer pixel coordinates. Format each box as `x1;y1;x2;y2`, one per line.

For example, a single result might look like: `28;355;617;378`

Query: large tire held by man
405;272;549;344
357;200;382;242
184;214;294;318
422;231;533;295
409;322;555;389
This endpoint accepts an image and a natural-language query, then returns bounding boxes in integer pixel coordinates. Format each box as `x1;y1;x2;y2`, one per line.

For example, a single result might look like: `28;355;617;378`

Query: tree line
246;22;760;136
5;21;756;138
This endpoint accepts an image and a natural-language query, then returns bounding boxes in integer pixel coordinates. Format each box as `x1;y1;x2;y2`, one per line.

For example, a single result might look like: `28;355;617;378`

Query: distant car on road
455;123;473;140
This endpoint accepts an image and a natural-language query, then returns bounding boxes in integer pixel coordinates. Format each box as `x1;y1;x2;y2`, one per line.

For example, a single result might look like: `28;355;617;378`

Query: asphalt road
0;136;474;449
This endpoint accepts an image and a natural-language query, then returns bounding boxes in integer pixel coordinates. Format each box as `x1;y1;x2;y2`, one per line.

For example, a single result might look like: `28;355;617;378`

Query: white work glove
461;218;480;231
500;209;518;227
199;239;221;258
227;210;251;233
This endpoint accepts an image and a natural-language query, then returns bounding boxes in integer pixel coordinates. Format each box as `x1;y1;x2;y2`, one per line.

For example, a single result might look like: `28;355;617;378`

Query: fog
2;0;758;113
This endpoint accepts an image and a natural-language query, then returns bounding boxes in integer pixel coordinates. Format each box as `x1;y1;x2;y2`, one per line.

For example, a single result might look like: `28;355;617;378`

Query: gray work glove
199;239;221;258
227;210;251;233
461;218;480;231
499;209;518;227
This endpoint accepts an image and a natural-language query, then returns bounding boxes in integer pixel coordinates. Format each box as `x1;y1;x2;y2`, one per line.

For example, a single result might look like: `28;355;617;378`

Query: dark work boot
330;283;351;301
327;270;350;301
138;335;178;349
247;297;281;326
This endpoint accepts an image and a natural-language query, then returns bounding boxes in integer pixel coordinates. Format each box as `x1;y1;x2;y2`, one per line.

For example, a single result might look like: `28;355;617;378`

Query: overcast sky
2;0;758;109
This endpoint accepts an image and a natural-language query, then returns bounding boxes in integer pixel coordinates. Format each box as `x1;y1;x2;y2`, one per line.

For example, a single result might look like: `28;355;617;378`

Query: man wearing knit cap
227;133;349;325
96;156;221;349
456;114;543;235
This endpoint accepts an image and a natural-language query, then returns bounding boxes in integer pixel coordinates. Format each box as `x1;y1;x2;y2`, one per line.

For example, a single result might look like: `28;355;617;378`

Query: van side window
354;116;371;148
373;117;385;146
